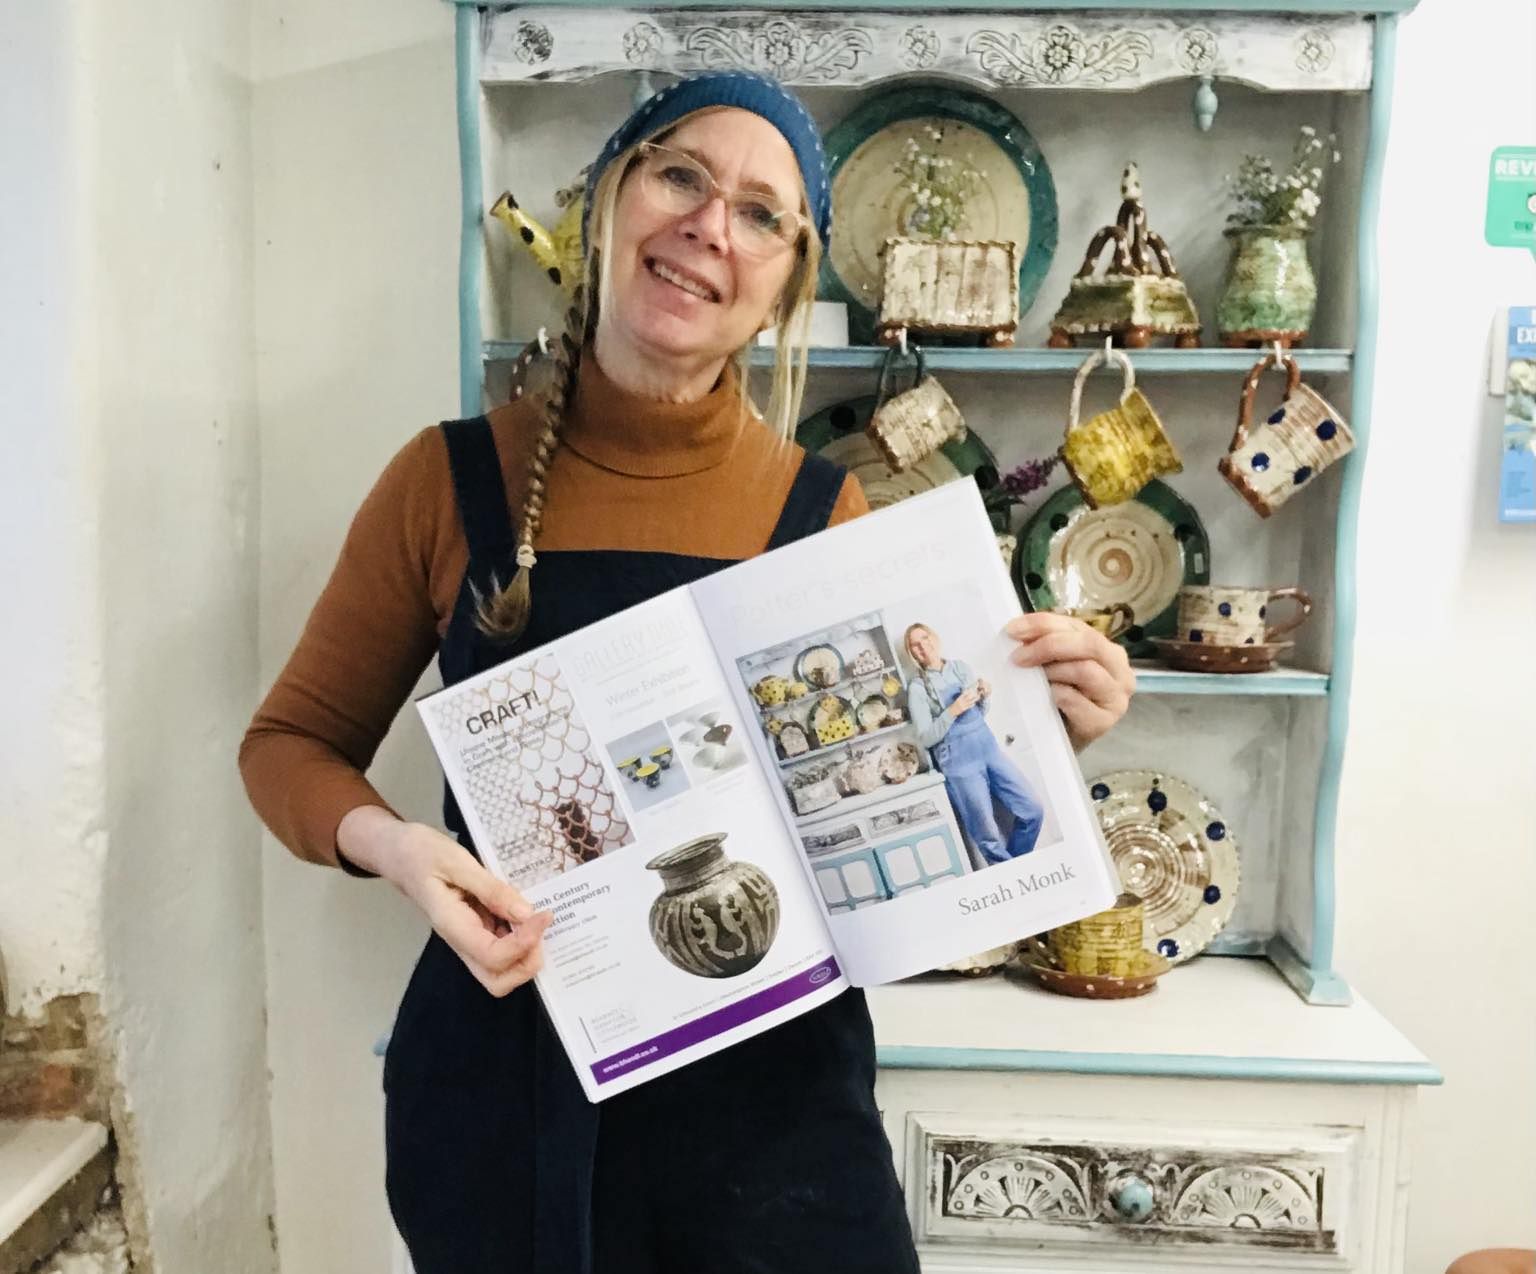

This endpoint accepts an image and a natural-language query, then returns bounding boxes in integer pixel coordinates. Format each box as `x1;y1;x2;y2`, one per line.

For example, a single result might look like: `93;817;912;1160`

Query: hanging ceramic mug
867;343;967;473
1060;346;1183;509
1219;351;1356;517
1176;584;1312;646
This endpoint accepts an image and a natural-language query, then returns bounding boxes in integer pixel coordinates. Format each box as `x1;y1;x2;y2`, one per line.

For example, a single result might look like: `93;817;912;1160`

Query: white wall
252;6;459;1271
0;0;276;1270
0;0;107;1020
248;5;1535;1274
1334;3;1536;1268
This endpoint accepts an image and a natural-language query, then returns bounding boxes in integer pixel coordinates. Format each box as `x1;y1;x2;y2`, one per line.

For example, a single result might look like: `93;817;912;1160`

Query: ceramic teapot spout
489;185;585;294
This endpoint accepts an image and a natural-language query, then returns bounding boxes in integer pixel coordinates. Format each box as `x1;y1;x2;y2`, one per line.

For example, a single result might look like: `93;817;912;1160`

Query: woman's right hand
948;685;982;718
338;806;552;997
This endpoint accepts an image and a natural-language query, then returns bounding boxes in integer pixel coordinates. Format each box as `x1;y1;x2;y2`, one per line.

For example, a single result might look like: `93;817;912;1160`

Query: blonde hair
903;622;943;711
476;113;823;641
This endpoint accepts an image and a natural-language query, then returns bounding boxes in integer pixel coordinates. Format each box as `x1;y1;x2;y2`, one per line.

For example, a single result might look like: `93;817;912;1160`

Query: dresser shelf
484;339;1354;376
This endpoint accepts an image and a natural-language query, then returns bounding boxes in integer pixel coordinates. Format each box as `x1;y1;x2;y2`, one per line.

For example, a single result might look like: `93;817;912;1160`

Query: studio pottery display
1012;938;1169;999
1045;892;1146;976
1086;770;1239;964
1015;479;1210;657
488;169;588;293
1220;352;1356;517
820;85;1057;342
810;694;857;747
794;644;845;689
777;721;810;758
752;675;791;707
1060;346;1182;508
877;741;922;784
645;833;781;978
877;237;1019;347
856;694;891;732
867;346;967;474
841;750;884;795
1216;127;1337;347
1049;163;1200;350
797;396;1005;529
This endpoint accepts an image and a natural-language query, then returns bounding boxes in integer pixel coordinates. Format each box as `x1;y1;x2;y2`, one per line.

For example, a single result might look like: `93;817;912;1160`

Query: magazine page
690;482;1120;986
415;587;846;1102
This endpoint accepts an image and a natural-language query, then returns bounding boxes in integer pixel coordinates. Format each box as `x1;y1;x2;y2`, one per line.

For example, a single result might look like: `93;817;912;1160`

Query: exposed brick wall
0;995;106;1122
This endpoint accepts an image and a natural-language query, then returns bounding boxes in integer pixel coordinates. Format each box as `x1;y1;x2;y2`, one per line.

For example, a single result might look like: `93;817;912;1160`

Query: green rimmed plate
820;86;1058;343
795;395;1005;528
1014;480;1210;658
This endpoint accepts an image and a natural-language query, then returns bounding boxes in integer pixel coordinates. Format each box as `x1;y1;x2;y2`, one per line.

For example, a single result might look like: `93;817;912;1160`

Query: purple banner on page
590;956;842;1085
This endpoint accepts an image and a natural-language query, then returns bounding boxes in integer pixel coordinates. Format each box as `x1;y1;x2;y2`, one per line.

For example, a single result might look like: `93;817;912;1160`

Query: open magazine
416;481;1118;1101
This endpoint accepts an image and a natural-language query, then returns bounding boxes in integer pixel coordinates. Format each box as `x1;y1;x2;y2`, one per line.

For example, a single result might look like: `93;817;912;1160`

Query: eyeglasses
635;143;806;258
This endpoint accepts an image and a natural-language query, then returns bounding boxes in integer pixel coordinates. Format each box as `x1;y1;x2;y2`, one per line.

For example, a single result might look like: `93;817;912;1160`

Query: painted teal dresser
439;3;1439;1269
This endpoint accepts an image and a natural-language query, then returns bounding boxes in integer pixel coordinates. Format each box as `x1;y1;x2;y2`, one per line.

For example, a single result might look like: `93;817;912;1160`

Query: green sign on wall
1485;146;1536;249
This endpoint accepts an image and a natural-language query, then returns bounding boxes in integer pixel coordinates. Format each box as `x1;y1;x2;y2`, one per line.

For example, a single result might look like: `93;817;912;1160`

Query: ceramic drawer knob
1108;1173;1156;1222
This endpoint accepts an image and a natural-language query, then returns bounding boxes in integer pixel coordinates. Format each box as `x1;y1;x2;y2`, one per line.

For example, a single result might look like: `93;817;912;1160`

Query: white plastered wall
0;0;277;1270
247;4;1535;1274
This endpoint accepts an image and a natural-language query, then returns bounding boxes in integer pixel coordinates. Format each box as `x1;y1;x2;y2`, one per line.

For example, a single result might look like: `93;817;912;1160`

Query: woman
239;72;1133;1274
904;622;1047;863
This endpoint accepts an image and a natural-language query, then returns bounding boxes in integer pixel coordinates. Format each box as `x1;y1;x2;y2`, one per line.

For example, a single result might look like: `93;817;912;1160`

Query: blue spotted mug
1220;352;1355;517
1176;584;1312;647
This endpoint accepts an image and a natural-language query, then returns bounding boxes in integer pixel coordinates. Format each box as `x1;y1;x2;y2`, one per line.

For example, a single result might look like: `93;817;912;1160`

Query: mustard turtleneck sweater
239;354;869;868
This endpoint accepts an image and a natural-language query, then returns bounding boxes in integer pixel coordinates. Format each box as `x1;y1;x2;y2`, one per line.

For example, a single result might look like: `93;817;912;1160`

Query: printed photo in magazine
416;482;1119;1101
692;483;1120;987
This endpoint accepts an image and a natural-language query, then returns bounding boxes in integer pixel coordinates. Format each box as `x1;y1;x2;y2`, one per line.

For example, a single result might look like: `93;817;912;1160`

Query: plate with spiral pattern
1086;769;1238;964
1015;479;1209;658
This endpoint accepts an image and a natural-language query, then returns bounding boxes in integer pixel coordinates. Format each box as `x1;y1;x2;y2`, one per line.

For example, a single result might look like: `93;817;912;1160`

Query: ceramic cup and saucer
1150;584;1310;673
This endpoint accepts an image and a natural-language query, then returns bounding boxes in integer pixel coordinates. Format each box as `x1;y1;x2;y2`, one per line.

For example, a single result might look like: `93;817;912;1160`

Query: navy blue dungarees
382;415;921;1274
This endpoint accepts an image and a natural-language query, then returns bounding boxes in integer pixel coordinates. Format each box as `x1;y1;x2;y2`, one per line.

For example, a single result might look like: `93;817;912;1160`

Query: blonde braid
474;270;594;640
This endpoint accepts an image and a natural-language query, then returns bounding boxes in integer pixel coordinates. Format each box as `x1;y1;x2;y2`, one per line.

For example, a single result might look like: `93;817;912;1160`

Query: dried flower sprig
895;126;981;241
1225;125;1341;233
981;454;1061;526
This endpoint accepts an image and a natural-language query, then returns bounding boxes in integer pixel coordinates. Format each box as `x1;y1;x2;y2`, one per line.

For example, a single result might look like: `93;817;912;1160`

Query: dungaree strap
440;416;518;596
766;451;847;549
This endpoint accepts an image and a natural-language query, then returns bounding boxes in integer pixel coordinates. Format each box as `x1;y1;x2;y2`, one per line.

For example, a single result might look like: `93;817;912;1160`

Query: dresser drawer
907;1112;1360;1269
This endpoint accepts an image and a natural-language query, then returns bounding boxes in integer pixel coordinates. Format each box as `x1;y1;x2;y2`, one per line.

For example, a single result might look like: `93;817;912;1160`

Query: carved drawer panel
910;1113;1360;1265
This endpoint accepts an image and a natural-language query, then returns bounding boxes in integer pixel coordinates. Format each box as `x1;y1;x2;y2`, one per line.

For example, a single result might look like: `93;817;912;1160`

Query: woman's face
907;627;942;668
603;109;803;365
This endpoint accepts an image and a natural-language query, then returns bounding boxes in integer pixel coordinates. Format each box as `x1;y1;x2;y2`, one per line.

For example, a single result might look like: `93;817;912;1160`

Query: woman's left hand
1005;613;1135;751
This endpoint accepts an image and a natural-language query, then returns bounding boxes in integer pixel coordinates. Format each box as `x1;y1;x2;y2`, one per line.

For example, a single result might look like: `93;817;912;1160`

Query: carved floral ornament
482;12;1373;91
934;1142;1328;1243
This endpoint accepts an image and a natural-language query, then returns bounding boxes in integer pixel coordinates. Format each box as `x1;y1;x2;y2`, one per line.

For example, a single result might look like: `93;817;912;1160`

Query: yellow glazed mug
1046;892;1146;976
1060;347;1182;508
1054;602;1135;641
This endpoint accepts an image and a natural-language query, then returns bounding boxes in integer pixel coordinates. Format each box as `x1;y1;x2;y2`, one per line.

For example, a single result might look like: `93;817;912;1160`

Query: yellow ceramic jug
1060;347;1182;508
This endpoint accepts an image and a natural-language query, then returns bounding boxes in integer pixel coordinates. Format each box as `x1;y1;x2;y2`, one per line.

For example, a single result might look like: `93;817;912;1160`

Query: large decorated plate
794;643;845;689
796;396;1006;528
1015;479;1210;658
821;86;1058;342
1086;769;1239;965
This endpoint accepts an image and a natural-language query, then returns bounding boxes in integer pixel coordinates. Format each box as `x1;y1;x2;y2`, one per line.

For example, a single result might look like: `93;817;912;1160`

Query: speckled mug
1177;584;1312;647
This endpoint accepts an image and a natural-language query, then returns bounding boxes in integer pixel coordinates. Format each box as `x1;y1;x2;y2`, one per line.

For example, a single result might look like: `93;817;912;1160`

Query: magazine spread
415;482;1119;1101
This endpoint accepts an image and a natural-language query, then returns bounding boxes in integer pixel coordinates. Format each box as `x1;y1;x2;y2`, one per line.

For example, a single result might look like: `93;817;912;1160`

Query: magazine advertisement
417;589;848;1102
691;482;1120;986
416;481;1119;1101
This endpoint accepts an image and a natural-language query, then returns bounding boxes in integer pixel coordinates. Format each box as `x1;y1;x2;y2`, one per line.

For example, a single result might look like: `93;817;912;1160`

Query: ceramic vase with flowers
1216;127;1340;348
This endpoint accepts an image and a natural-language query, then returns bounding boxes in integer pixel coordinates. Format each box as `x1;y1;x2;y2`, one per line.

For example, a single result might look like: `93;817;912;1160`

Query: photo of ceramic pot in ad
606;719;691;814
645;833;781;978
